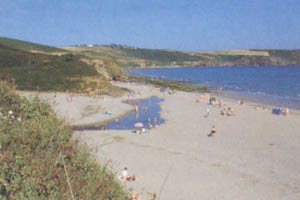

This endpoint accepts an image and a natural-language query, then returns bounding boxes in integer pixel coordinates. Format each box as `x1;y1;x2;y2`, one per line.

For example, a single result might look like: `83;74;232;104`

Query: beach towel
272;108;282;115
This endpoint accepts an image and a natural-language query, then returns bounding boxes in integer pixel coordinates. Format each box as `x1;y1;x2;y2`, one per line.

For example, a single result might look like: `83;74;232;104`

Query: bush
0;81;129;200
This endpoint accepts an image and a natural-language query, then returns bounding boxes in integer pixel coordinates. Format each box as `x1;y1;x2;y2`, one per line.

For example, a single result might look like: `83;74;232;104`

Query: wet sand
22;82;300;200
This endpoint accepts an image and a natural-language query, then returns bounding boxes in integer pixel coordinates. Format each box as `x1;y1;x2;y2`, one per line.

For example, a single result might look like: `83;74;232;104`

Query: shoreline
212;91;300;116
124;64;300;70
127;67;300;112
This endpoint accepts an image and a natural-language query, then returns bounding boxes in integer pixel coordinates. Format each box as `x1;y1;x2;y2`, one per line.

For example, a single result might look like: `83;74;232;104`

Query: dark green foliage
0;81;129;200
207;54;274;66
0;45;100;91
118;61;141;68
120;47;208;64
268;49;300;64
0;37;66;52
129;75;209;92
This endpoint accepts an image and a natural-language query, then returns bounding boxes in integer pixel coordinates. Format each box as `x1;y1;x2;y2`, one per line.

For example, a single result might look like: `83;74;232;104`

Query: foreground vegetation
129;75;209;93
0;80;129;199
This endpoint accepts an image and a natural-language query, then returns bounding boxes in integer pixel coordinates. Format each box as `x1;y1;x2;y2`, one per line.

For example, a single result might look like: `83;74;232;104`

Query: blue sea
129;66;300;110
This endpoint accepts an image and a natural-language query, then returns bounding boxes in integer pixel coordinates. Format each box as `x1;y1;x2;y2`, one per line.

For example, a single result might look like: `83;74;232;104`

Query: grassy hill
62;44;300;67
62;44;208;67
0;37;66;53
0;38;126;95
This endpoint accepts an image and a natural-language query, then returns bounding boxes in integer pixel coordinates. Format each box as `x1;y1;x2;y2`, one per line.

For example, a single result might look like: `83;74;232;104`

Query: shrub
0;81;129;200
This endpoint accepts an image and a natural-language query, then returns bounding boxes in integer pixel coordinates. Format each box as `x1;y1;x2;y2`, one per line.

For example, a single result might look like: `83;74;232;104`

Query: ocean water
129;66;300;109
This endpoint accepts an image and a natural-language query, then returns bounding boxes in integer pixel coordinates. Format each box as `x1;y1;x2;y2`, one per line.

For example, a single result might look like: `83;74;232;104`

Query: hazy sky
1;0;300;51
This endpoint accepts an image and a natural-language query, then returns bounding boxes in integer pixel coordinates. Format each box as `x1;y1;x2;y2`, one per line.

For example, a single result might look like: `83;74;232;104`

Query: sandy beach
25;82;300;200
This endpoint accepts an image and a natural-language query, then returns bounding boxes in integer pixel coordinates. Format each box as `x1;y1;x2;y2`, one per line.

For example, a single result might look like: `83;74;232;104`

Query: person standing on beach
134;104;139;113
134;103;139;119
147;117;152;129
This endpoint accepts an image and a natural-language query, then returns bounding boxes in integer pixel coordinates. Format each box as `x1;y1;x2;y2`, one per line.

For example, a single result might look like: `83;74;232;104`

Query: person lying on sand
132;128;146;135
208;126;216;137
119;167;137;181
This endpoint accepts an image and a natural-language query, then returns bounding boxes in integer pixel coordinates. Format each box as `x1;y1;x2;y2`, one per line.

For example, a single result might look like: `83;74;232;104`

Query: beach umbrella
134;122;144;128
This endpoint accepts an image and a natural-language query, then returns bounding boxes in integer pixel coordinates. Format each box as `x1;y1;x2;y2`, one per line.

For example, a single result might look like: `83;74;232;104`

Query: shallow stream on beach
73;96;165;131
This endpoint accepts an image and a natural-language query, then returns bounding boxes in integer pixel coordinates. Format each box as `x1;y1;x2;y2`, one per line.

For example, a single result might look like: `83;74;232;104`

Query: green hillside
0;38;126;95
0;37;66;53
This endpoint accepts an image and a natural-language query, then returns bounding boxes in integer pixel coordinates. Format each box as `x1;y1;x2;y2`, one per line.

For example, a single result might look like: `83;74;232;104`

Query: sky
0;0;300;51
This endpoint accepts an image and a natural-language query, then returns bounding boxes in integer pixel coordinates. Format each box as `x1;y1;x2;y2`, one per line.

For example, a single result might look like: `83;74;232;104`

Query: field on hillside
195;49;270;56
0;37;66;53
62;44;300;67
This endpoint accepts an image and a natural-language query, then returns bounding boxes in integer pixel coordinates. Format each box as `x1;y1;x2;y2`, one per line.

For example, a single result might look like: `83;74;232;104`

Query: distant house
87;44;94;47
